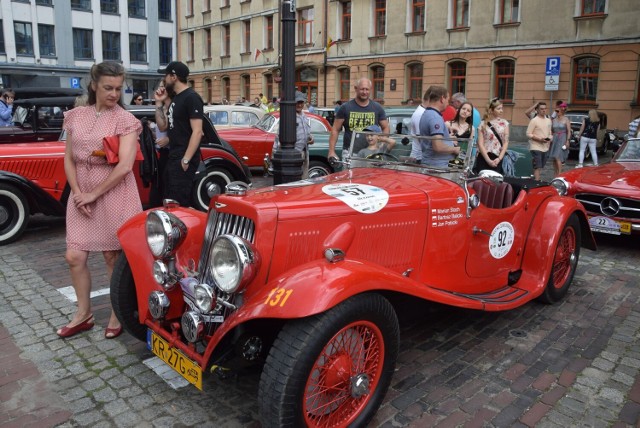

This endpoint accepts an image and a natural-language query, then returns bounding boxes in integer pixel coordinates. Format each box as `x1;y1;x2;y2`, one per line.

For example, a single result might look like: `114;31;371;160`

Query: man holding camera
0;88;15;127
526;101;552;181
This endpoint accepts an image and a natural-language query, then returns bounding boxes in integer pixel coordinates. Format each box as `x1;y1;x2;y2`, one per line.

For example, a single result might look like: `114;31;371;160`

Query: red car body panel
119;166;596;371
216;111;331;167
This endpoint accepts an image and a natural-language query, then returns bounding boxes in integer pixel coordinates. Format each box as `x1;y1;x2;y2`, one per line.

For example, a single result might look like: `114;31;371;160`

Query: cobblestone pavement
2;150;640;427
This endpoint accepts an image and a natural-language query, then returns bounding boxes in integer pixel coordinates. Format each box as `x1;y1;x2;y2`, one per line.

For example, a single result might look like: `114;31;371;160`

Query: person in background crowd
328;77;389;160
57;61;142;339
253;96;268;111
267;97;279;112
0;88;15;126
308;102;315;114
475;98;509;174
259;92;268;105
549;102;571;177
131;93;144;105
527;102;552;179
577;109;600;168
442;92;466;122
409;89;429;163
149;81;172;207
334;100;342;113
294;91;314;178
525;99;563;120
629;115;640;138
446;101;475;143
419;85;460;168
155;61;203;208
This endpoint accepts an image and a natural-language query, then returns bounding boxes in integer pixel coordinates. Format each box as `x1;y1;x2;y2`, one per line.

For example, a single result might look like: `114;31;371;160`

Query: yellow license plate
620;222;632;234
148;330;203;390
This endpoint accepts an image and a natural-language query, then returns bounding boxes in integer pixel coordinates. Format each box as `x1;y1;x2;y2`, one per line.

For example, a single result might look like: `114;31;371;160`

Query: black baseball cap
158;61;189;80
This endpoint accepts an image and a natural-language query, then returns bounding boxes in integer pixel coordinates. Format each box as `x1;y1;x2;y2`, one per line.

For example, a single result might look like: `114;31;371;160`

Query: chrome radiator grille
576;193;640;220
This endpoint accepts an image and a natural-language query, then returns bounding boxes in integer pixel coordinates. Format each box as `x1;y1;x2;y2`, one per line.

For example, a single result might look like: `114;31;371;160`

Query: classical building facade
0;0;176;103
180;0;640;130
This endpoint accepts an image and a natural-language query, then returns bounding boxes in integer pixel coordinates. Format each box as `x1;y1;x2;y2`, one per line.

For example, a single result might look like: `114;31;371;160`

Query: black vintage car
0;96;77;144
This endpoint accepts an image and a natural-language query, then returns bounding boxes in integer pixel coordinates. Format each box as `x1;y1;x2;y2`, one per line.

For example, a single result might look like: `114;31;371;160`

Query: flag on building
254;48;262;61
326;37;337;52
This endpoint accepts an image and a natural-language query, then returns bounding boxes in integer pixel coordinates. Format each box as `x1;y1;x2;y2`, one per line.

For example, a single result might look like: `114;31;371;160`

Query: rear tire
0;184;30;245
192;167;232;211
308;160;332;178
258;293;399;428
111;252;147;341
538;213;581;304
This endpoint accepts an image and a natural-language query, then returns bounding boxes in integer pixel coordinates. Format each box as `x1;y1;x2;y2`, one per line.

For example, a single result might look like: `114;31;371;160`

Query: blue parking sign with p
70;77;81;88
546;57;560;76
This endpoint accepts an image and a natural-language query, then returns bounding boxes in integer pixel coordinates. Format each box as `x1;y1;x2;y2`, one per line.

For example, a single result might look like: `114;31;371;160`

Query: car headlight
550;177;569;196
210;235;259;294
194;283;216;312
146;210;187;258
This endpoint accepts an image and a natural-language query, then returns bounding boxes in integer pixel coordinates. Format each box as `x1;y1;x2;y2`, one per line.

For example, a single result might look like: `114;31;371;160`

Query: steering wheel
366;152;399;162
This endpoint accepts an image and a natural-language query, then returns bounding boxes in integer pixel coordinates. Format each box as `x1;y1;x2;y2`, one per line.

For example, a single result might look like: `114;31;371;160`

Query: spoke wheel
538;213;581;304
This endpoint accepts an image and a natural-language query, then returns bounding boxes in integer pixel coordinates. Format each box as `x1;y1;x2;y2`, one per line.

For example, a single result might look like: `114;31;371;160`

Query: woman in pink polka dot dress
57;62;142;339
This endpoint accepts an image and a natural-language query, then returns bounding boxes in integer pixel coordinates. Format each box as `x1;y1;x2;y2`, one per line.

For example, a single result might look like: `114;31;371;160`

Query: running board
434;285;530;311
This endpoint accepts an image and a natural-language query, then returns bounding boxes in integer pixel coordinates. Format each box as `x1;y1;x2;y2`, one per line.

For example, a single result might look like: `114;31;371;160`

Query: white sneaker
576;164;583;168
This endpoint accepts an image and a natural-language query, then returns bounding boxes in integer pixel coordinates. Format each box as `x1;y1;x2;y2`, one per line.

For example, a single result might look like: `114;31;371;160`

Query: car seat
470;180;515;209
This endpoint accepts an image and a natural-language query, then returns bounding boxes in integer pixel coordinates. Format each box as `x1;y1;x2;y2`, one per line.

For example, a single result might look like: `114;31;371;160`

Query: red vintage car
553;137;640;235
0;109;251;245
112;131;595;426
216;111;331;167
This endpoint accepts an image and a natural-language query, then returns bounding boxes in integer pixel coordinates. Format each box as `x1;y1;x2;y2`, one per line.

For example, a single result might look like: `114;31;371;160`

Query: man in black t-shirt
328;77;389;160
154;61;203;207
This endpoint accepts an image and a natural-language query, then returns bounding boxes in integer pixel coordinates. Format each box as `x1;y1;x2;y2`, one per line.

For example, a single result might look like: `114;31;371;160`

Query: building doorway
296;67;318;107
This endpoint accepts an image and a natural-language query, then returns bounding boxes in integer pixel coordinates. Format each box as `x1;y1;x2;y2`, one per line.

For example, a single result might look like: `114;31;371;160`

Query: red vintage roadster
112;131;595;427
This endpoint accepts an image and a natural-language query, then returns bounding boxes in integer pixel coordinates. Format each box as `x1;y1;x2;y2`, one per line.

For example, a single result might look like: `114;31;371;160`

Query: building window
222;25;230;56
449;61;466;95
453;0;469;28
73;28;93;59
103;31;121;60
101;0;118;13
374;0;386;36
36;0;53;5
159;37;172;64
221;0;230;7
412;0;425;32
187;32;194;62
14;22;34;55
222;77;231;102
266;16;274;49
499;0;519;23
204;29;212;58
371;66;385;100
265;74;273;100
341;1;351;40
38;24;56;56
186;0;194;16
128;0;145;18
242;75;251;99
339;68;350;101
0;21;5;54
203;0;211;13
407;63;423;102
205;78;212;104
71;0;91;10
298;8;314;45
130;34;146;62
159;0;172;20
573;57;599;104
494;59;515;102
581;0;605;16
243;20;251;53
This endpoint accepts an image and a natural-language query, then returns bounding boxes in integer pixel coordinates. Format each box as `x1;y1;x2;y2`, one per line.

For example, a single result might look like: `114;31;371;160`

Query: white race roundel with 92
322;183;389;214
489;222;514;259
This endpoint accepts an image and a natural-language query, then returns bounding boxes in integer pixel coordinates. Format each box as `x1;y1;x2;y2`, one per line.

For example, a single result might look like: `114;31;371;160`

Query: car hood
231;168;462;221
561;162;640;196
217;127;268;139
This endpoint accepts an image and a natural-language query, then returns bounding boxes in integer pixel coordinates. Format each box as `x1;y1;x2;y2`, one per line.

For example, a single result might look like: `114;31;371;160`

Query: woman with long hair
474;98;509;173
131;93;144;105
549;102;571;176
446;101;475;144
577;109;600;167
58;61;142;339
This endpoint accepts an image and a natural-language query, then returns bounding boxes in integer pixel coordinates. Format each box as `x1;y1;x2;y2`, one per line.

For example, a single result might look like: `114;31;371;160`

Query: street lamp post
272;0;302;185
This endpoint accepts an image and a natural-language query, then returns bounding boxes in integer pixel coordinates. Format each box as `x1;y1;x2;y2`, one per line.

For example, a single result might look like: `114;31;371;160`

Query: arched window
494;59;515;102
241;74;251;100
222;76;231;103
338;68;351;101
448;61;466;95
370;65;385;101
572;56;599;104
407;63;423;102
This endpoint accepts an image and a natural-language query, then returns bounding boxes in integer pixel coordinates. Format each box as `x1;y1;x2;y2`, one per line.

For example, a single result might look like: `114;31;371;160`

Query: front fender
118;206;208;322
0;170;65;215
519;196;595;294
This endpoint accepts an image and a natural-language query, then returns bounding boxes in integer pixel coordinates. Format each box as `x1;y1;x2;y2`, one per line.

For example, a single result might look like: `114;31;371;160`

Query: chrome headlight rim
550;177;569;196
210;234;258;294
146;210;187;258
194;283;216;313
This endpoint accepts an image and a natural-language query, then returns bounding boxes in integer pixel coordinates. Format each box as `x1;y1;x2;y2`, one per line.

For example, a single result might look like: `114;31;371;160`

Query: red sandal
57;315;94;338
104;325;123;339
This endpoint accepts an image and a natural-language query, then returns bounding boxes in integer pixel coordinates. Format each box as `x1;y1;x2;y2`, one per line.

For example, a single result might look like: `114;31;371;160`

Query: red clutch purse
92;135;144;164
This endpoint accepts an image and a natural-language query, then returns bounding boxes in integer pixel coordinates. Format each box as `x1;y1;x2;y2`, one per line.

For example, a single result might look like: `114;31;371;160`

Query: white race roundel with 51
322;183;389;214
489;222;514;259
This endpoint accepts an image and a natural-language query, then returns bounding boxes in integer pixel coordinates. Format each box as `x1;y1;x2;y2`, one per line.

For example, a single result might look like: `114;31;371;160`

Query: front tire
0;184;30;245
258;293;399;428
192;167;232;211
538;213;581;304
111;252;147;341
